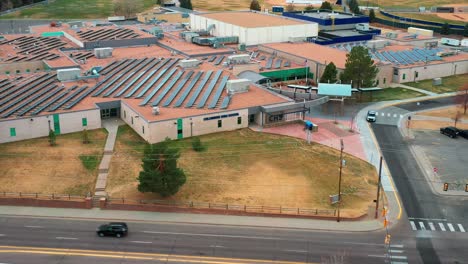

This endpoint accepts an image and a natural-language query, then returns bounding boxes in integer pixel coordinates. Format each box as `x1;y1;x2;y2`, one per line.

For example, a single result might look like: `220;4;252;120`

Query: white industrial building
189;11;318;46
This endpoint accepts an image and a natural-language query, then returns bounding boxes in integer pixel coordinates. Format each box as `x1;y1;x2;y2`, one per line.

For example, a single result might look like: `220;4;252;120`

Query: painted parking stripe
131;241;152;244
428;222;436;231
56;237;78;240
390;244;404;248
418;221;426;230
389;249;404;253
439;223;446;231
410;221;417;230
25;226;43;228
391;255;407;260
390;262;408;264
393;114;397;117
284;249;307;253
458;224;466;232
381;113;385;116
447;223;455;232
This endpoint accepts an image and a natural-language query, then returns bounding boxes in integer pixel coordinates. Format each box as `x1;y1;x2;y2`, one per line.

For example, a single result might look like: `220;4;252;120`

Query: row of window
5;68;41;75
8;117;88;137
217;117;242;128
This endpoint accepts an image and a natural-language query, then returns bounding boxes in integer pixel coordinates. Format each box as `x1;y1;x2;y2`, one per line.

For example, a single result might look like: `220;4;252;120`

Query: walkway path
390;83;438;96
93;119;124;206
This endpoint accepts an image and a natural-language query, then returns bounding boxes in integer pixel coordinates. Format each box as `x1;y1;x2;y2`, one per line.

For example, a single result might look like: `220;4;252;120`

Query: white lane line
284;249;307;253
131;241;152;244
447;223;455;232
458;224;466;232
408;217;447;221
390;244;404;248
143;231;276;240
389;249;404;253
209;245;225;248
0;234;5;237
418;221;426;230
439;223;446;232
390;262;408;264
391;256;407;260
24;225;43;228
429;222;436;231
56;237;78;240
410;221;417;230
368;254;385;258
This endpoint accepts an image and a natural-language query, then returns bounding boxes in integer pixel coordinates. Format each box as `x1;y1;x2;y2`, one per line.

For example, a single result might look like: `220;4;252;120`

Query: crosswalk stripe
400;114;403;118
389;249;404;253
393;114;397;117
410;221;417;230
391;262;408;264
391;255;407;260
390;244;405;248
428;222;436;231
458;224;466;232
439;223;446;231
381;113;384;116
387;113;391;117
419;221;426;230
447;223;455;232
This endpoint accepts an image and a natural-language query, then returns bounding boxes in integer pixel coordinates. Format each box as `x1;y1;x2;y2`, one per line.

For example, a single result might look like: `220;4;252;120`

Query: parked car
366;111;377;122
458;129;468;139
96;222;128;238
440;126;460;138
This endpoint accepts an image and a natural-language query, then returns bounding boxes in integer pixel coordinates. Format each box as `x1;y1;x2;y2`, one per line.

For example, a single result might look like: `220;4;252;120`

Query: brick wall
0;197;92;209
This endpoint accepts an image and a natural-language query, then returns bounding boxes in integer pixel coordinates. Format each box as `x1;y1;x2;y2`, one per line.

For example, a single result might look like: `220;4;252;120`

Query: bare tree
453;111;462;128
286;3;295;12
113;0;144;18
456;83;468;114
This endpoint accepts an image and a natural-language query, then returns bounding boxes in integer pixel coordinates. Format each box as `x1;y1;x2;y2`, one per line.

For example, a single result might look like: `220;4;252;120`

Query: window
26;69;30;73
124;111;126;119
10;128;16;137
218;120;222;128
5;71;10;74
237;116;242;125
131;117;134;125
16;70;20;74
415;71;419;78
82;117;87;127
142;126;145;134
402;73;406;80
383;78;386;84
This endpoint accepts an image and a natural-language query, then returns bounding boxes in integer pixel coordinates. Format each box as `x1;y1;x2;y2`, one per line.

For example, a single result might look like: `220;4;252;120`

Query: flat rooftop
299;11;358;19
199;11;308;28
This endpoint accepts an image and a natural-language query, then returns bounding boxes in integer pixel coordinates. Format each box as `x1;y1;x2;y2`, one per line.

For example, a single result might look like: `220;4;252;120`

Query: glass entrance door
101;109;110;119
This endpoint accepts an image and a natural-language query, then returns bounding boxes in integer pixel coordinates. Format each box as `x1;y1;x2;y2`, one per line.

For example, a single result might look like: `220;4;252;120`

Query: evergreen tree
250;0;261;11
48;129;56;146
304;5;314;11
369;9;375;23
348;0;360;14
137;139;186;197
341;46;378;88
180;0;193;10
440;22;450;35
320;1;332;10
320;62;338;83
464;23;468;37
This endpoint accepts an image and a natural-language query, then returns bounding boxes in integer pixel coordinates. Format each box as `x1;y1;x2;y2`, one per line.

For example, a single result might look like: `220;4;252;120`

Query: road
0;215;420;264
371;95;468;264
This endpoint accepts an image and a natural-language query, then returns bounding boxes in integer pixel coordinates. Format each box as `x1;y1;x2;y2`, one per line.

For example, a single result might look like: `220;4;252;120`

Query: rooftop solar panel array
173;71;203;107
139;68;179;105
220;96;231;109
186;71;213;108
32;92;68;115
163;71;195;107
50;86;88;111
136;59;179;98
208;76;229;109
17;88;63;116
151;70;185;106
197;70;222;108
2;84;58;118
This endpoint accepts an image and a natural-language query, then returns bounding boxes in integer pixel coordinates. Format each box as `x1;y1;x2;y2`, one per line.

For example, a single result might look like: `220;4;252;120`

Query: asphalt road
0;216;420;264
371;96;468;264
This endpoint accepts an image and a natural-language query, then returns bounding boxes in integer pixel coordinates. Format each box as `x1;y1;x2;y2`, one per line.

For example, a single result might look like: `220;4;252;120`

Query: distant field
377;0;460;8
0;0;155;19
405;74;468;94
391;12;465;26
361;87;425;102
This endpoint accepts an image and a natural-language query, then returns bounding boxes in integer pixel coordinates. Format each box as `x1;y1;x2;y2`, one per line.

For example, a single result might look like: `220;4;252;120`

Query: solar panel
162;71;194;107
50;86;88;111
0;79;56;112
0;73;50;101
220;96;231;109
32;92;68;115
208;56;217;62
214;56;225;65
172;71;203;107
17;87;63;116
208;76;229;109
64;86;96;110
115;71;145;97
0;83;14;95
103;71;137;97
99;59;126;75
92;74;124;96
274;59;282;69
136;62;177;99
283;61;291;67
2;84;58;118
151;70;185;106
265;57;273;69
139;68;178;105
185;71;213;108
197;70;222;108
107;58;138;76
125;59;172;98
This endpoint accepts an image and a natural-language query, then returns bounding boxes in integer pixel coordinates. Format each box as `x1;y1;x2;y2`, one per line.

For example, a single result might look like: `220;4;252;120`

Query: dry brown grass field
0;129;107;195
107;126;378;217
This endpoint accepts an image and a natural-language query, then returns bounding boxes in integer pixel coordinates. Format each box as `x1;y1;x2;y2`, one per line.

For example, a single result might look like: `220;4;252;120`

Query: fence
0;192;87;200
106;197;340;217
374;17;464;36
0;192;92;209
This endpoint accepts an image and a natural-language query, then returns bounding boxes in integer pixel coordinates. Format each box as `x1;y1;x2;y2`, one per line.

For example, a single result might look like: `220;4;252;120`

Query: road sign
433;167;438;173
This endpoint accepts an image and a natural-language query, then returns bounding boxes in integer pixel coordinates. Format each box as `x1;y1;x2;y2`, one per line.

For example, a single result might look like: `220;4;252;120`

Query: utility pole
375;156;383;219
337;139;344;222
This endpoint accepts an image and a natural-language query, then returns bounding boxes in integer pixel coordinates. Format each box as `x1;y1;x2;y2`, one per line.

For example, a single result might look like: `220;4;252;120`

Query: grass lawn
376;0;457;8
405;74;468;94
391;12;465;26
360;87;425;102
0;0;155;19
107;126;378;217
0;129;107;195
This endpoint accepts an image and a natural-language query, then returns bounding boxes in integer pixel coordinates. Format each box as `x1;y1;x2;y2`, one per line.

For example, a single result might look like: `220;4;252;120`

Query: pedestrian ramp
409;218;466;233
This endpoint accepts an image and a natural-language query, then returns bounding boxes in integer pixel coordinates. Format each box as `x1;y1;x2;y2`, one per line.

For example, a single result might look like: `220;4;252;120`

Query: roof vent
152;106;160;115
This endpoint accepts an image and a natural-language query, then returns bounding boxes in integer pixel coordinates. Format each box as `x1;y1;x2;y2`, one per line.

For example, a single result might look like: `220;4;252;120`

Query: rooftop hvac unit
152;106;160;115
179;59;201;68
226;79;250;94
227;54;250;64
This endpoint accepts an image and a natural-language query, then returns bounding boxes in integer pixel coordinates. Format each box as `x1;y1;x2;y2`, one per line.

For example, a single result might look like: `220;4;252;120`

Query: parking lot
412;130;468;187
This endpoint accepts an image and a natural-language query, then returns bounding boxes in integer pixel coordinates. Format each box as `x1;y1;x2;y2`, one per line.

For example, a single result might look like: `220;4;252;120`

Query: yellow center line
0;246;315;264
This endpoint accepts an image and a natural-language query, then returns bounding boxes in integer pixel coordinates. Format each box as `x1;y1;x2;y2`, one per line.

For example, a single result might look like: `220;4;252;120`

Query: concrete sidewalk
0;205;383;232
390;83;437;96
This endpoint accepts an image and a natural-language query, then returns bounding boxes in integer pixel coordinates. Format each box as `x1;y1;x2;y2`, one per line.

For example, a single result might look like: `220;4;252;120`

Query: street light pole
375;156;383;219
337;139;344;222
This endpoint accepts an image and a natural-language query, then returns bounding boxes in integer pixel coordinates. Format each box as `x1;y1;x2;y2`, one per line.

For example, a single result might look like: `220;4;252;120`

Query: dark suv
96;222;128;238
459;129;468;139
440;126;459;138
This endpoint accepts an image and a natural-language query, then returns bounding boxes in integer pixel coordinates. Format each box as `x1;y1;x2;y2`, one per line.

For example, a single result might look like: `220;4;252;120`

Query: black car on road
440;126;460;138
459;129;468;139
96;222;128;237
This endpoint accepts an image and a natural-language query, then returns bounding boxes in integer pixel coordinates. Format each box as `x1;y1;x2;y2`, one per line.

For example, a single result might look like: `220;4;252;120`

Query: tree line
0;0;44;12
